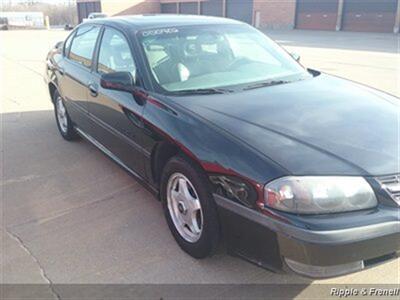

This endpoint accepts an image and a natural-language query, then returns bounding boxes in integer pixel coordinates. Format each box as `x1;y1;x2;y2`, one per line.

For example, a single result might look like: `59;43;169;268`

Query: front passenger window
97;28;136;79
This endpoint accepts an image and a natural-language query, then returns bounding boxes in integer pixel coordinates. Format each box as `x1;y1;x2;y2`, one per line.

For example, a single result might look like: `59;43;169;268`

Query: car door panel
59;25;101;132
86;27;147;176
87;78;147;175
61;62;93;131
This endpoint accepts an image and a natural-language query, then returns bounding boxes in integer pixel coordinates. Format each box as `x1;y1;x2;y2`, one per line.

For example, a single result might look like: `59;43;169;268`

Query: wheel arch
48;82;58;103
150;140;208;188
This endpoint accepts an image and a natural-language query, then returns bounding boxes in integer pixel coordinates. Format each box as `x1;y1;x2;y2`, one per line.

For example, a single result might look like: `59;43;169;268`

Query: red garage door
296;0;339;30
342;0;397;33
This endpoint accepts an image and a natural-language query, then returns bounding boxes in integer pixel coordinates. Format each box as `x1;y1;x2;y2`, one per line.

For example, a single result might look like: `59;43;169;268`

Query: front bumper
214;194;400;278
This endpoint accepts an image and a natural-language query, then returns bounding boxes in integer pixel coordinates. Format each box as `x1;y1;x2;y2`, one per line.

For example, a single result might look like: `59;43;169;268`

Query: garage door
226;0;253;24
180;2;198;14
201;0;224;17
161;3;177;14
342;0;397;33
296;0;339;30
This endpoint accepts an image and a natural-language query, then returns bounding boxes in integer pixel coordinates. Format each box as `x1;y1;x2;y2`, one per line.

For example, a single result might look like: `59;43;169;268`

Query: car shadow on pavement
1;109;314;290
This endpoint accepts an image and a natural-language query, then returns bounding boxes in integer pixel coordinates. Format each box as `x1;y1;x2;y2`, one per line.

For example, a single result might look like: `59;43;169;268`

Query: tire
53;90;79;141
160;156;220;258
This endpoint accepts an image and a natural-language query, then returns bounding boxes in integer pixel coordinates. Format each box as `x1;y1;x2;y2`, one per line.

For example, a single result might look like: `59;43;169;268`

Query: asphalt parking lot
1;28;399;293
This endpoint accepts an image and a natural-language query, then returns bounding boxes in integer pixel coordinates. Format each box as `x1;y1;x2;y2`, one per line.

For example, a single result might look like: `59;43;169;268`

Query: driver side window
97;27;136;80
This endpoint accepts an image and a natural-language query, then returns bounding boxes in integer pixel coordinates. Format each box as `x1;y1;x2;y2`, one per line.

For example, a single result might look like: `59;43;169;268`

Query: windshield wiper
243;80;289;91
170;88;232;95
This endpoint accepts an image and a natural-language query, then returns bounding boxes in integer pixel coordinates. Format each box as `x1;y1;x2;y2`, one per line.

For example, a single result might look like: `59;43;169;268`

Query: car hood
168;74;399;176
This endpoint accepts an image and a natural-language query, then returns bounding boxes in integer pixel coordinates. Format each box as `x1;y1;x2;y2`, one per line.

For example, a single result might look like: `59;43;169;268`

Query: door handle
59;68;65;76
88;83;98;97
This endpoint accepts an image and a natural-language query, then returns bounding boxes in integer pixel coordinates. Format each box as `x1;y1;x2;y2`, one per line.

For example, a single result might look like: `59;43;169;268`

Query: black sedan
45;15;400;278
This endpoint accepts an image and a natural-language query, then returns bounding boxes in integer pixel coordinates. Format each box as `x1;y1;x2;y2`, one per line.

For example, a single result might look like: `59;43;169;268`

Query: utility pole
67;0;77;26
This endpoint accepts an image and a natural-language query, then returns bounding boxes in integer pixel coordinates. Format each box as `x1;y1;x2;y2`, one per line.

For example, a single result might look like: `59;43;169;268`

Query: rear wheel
53;90;79;141
160;156;220;258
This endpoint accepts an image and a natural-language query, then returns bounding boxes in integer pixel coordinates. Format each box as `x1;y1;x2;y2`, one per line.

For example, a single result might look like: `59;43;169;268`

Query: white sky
2;0;75;4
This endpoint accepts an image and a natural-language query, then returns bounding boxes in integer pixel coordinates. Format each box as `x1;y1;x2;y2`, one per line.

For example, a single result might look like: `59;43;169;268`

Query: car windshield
138;24;311;93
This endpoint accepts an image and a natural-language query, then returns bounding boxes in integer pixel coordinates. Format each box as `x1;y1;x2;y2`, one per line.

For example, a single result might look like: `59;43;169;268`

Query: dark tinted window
97;28;136;78
69;25;100;68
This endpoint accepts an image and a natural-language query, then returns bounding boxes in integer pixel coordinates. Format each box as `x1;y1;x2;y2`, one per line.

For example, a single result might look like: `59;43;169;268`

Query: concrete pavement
267;29;399;97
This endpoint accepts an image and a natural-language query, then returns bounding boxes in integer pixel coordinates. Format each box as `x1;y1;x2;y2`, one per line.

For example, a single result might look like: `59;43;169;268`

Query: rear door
86;26;147;175
59;24;101;132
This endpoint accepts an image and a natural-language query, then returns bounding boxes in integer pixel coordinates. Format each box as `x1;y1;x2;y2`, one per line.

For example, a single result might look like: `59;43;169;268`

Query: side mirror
100;71;146;105
55;41;64;49
100;71;134;93
291;53;301;62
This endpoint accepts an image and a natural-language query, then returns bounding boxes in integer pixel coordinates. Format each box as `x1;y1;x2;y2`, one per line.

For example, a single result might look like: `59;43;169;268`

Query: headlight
262;176;377;214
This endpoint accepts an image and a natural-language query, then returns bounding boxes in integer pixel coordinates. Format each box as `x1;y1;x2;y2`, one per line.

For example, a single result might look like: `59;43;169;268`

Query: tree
1;1;78;26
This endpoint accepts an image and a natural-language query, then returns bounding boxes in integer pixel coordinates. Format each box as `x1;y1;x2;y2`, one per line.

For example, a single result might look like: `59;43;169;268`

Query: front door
86;26;147;176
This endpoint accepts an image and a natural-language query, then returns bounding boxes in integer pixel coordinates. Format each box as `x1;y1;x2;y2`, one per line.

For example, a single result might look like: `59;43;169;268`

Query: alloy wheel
167;173;204;243
56;96;68;134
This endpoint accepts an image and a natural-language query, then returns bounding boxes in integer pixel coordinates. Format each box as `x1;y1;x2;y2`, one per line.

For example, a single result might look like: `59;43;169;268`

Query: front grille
376;174;400;205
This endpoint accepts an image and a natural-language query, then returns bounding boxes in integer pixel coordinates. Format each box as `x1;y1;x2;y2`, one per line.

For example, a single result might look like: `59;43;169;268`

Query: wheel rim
56;96;68;134
167;173;203;243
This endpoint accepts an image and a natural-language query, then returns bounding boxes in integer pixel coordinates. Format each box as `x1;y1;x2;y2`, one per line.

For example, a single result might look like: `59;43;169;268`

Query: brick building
76;0;400;33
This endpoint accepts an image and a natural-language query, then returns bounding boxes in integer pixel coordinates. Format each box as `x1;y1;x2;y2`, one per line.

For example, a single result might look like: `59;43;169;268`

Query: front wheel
53;90;79;141
160;156;220;258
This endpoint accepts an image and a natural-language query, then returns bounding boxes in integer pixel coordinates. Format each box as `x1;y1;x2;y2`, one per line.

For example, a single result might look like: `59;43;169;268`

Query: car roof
86;14;245;31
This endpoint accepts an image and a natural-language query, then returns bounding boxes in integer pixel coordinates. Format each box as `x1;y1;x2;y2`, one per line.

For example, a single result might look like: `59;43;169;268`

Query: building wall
96;0;399;33
99;0;297;29
101;0;161;16
253;0;296;29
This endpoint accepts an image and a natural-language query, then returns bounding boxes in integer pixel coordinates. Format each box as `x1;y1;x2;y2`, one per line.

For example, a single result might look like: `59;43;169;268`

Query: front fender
141;95;287;201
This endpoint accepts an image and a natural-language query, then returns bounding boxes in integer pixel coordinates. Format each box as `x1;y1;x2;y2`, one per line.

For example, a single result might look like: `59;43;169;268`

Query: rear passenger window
69;25;100;68
97;28;136;78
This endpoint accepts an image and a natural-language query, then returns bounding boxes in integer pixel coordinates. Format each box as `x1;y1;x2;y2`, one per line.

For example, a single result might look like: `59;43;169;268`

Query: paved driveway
1;29;399;294
267;30;399;97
